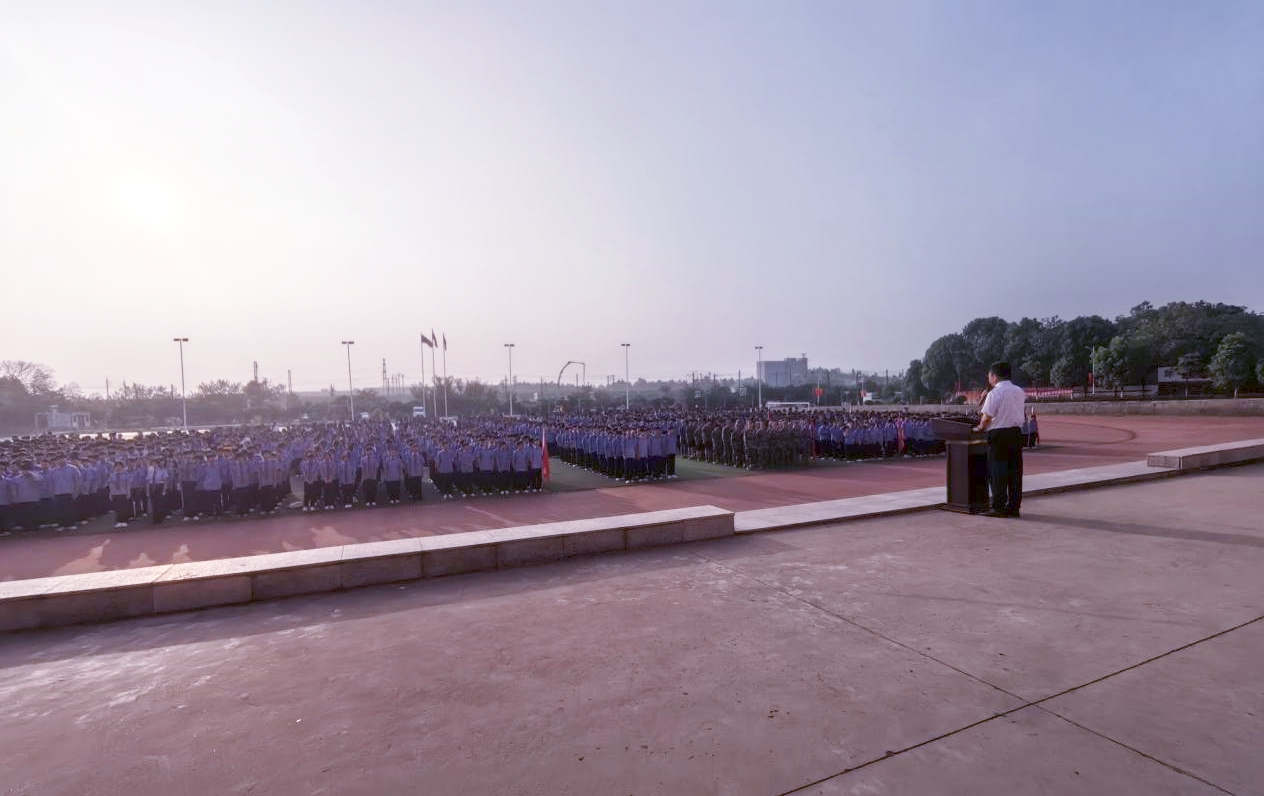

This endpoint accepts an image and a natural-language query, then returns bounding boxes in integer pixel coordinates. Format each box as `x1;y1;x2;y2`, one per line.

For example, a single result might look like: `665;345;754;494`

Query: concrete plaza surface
2;464;1261;795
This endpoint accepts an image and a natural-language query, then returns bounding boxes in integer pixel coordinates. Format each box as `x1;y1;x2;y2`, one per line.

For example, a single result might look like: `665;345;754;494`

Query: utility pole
504;343;515;416
755;346;763;408
342;340;356;419
173;338;189;429
621;343;631;410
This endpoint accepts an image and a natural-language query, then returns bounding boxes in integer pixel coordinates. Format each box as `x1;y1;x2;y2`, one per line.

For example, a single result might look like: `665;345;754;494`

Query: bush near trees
912;301;1264;399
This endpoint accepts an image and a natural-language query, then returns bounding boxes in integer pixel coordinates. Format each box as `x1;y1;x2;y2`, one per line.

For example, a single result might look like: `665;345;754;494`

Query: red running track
2;415;1262;581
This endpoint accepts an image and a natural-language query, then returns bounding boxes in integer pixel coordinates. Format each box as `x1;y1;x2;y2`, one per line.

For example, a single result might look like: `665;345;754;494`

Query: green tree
904;359;927;402
1003;318;1052;384
961;317;1011;383
1208;332;1256;398
1175;351;1205;380
1092;335;1157;394
1057;315;1116;385
921;334;971;397
1048;356;1077;388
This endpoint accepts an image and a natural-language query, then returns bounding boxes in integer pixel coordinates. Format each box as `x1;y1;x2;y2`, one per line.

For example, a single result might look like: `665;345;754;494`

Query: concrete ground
4;414;1264;582
1;463;1260;795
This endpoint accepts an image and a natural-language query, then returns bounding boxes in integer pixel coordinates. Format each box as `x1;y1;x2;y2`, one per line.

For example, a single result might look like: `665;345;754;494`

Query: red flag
420;332;434;348
896;419;906;454
541;426;550;482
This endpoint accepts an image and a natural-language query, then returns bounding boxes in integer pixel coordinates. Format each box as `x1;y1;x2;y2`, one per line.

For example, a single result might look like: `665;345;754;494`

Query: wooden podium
931;417;990;514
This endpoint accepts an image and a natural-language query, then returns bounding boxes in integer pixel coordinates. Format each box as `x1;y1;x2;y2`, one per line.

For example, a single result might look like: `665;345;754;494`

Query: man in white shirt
973;361;1027;518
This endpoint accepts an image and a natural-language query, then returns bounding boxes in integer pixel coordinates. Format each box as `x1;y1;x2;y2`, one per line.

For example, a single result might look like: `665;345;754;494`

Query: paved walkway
4;414;1264;581
1;464;1260;794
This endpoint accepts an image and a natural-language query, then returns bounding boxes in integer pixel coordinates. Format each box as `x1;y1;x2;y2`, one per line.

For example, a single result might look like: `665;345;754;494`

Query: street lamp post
504;343;515;416
755;345;763;408
1088;345;1096;397
173;337;189;429
621;343;631;410
341;340;356;419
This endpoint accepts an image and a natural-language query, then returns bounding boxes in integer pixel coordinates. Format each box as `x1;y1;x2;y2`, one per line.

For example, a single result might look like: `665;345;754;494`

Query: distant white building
35;405;92;432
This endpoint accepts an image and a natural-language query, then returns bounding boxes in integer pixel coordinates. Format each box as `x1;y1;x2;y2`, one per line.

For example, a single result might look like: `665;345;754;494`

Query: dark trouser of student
233;487;252;515
323;479;340;508
53;493;77;527
111;493;132;525
200;488;222;516
181;481;198;517
385;480;402;503
986;427;1024;515
435;471;453;496
405;475;423;501
303;481;320;510
362;478;378;505
149;485;168;524
12;501;38;531
258;484;275;512
340;481;356;506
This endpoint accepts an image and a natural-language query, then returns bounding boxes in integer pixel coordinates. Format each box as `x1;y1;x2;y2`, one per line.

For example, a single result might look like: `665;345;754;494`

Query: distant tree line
905;301;1264;400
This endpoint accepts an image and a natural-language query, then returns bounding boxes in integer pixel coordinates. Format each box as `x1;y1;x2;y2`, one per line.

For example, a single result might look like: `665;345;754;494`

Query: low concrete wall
1027;398;1264;417
1146;439;1264;470
0;505;735;633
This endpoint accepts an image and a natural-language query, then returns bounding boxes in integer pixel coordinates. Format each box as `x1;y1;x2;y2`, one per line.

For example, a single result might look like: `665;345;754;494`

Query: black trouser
54;494;77;526
385;480;402;502
258;484;275;511
362;478;378;504
110;494;132;524
12;501;38;531
149;485;168;523
987;427;1024;513
405;475;423;501
181;481;198;516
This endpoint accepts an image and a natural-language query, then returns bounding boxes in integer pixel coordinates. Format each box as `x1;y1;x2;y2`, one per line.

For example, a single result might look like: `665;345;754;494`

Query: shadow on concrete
1027;514;1264;548
0;534;791;666
859;590;1203;628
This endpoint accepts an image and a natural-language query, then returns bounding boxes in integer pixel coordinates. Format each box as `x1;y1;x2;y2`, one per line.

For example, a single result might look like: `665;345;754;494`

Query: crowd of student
1;408;1039;532
0;419;547;533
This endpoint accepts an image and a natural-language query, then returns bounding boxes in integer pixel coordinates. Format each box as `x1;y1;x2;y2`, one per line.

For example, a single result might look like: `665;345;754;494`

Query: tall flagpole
430;345;437;419
442;335;449;417
419;333;427;415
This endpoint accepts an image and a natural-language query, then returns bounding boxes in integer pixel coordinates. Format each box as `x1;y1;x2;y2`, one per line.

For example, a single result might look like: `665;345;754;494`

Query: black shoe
981;509;1009;518
1008;509;1021;519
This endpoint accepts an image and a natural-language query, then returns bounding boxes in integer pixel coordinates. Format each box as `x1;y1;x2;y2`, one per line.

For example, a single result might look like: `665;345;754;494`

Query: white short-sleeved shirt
981;380;1026;430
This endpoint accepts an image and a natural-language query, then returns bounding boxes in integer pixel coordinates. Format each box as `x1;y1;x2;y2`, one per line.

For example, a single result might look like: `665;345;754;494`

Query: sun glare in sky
109;173;185;236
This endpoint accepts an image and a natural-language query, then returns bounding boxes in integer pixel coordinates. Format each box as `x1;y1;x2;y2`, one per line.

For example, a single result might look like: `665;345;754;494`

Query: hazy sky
3;0;1262;395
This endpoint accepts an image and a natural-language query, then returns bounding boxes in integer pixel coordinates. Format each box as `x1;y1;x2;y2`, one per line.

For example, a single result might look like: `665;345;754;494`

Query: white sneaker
114;522;128;528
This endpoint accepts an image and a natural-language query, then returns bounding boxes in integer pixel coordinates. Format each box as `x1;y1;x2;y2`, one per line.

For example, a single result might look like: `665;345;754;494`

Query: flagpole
430;345;437;419
419;333;427;416
442;335;449;417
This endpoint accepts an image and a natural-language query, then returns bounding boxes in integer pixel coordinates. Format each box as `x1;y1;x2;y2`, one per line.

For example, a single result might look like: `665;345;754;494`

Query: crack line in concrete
1033;707;1238;796
775;610;1259;796
686;551;1260;796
